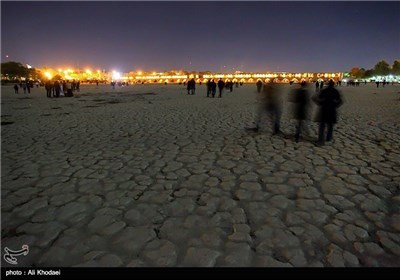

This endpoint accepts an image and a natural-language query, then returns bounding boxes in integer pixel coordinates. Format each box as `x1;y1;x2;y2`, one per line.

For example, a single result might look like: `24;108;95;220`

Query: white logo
3;245;29;265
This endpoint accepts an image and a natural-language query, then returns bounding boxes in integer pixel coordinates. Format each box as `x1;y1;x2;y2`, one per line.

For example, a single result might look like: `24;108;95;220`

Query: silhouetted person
13;84;19;94
256;80;263;93
206;80;212;97
187;78;196;95
54;80;61;97
217;79;225;98
210;79;217;98
289;81;311;142
315;81;319;92
229;81;233;92
313;80;343;145
65;81;73;97
45;81;52;98
319;81;324;91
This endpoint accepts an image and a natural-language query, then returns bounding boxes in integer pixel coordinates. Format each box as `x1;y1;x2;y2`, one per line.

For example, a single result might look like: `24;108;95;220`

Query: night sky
1;1;399;73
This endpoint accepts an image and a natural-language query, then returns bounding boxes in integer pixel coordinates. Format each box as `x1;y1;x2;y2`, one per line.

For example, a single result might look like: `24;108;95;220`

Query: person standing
313;80;343;145
256;80;263;93
26;81;31;93
289;81;311;142
319;80;324;91
210;79;217;98
217;79;225;98
45;81;52;97
65;80;73;97
187;78;196;95
206;79;212;97
13;84;19;94
54;80;61;97
315;81;320;92
60;81;65;97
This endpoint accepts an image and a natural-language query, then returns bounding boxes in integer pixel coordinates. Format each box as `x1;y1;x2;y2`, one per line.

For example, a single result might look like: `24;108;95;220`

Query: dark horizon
1;1;399;73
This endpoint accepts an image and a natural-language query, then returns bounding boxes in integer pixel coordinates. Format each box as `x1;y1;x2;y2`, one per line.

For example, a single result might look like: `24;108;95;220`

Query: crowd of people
12;80;38;94
248;79;344;146
44;80;80;98
185;78;240;98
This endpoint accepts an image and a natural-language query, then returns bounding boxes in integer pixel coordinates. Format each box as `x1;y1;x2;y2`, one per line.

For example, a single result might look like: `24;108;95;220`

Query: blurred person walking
246;81;283;135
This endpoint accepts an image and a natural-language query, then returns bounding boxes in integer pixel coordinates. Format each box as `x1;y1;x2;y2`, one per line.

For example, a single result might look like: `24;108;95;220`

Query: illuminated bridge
37;68;343;84
129;72;343;84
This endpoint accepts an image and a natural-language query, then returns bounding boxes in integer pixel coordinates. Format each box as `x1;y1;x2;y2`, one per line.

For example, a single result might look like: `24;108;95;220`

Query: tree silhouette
1;61;32;79
350;67;366;78
392;60;400;75
373;60;390;76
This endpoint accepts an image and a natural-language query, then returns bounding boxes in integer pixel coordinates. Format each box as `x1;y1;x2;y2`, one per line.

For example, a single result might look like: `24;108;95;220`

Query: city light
44;72;52;79
112;71;121;80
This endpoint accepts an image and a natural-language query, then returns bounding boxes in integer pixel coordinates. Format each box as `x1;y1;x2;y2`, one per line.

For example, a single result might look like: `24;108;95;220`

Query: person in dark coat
313;79;343;145
45;81;52;98
315;81;319;92
26;81;31;93
256;80;263;93
289;81;311;142
187;78;196;95
206;80;212;97
210;79;217;98
217;79;225;98
54;80;61;97
13;84;19;94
